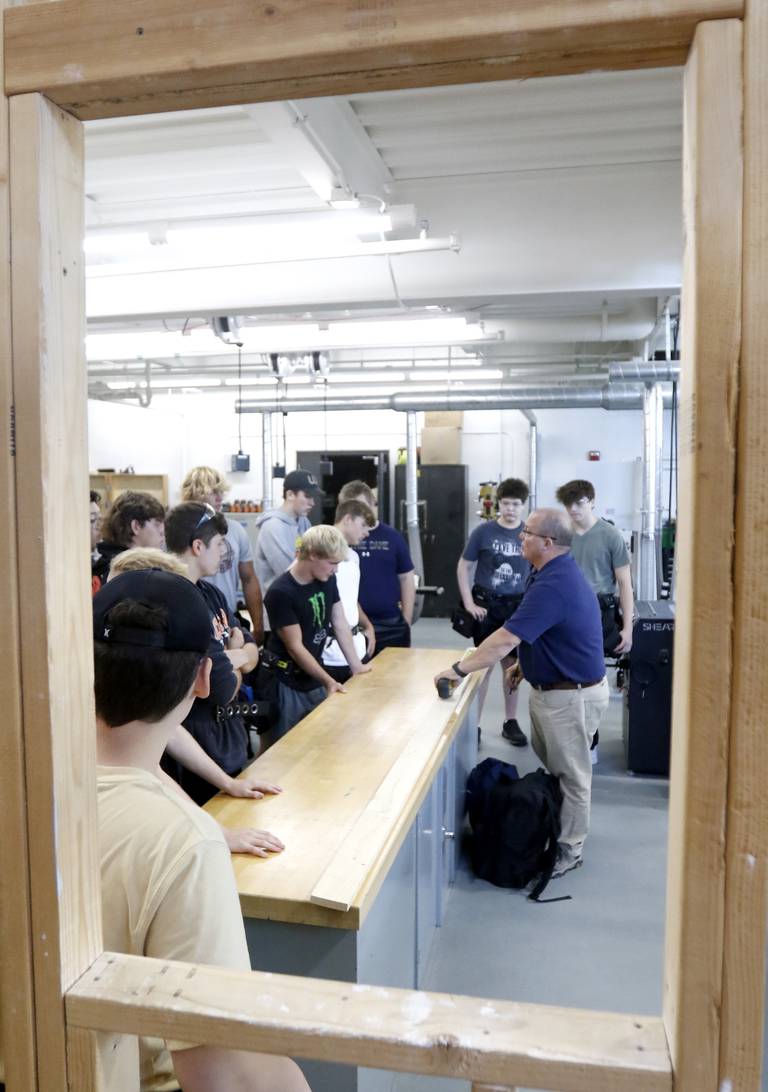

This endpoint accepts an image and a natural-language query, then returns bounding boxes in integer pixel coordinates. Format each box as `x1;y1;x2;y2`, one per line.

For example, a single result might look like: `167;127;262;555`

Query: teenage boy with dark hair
165;501;259;804
322;499;377;683
555;479;634;655
262;524;370;739
92;489;166;589
93;569;310;1092
457;477;531;746
337;479;415;653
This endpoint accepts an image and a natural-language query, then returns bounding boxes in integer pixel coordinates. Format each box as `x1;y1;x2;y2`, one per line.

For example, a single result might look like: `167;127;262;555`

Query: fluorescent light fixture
407;368;503;381
87;233;453;278
86;317;486;363
84;232;155;256
87;328;220;361
106;376;222;390
327;371;406;383
237;317;485;352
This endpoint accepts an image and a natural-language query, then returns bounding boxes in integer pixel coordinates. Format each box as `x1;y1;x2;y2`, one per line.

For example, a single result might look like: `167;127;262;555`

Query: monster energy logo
308;591;326;627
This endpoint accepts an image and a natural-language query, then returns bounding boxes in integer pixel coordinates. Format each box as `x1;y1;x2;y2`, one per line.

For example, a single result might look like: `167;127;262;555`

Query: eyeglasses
521;525;560;543
193;503;216;531
189;503;216;546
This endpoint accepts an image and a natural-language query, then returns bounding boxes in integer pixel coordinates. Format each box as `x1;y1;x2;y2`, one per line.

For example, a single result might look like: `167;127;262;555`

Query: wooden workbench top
205;648;481;930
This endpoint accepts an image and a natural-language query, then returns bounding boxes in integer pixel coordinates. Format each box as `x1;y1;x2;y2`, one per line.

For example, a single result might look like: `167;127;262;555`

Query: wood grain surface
206;648;481;928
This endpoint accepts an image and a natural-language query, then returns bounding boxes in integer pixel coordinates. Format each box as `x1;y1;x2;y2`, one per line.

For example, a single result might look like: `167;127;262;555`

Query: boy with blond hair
262;524;371;739
182;464;264;642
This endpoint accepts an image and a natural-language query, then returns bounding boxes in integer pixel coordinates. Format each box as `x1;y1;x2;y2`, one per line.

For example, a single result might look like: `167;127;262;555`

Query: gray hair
532;507;573;548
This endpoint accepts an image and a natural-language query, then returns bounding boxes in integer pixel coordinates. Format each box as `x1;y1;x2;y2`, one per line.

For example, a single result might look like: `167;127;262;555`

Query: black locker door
395;464;467;617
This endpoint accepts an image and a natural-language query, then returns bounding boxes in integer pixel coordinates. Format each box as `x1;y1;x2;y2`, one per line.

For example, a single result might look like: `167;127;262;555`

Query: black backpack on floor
466;758;567;903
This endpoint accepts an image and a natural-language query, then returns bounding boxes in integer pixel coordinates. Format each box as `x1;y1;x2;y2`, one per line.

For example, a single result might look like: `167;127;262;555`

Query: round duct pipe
609;361;680;383
236;384;672;414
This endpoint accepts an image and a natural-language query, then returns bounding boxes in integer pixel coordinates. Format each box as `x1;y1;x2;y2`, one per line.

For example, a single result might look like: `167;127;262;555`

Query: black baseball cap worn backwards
93;569;213;654
284;469;322;496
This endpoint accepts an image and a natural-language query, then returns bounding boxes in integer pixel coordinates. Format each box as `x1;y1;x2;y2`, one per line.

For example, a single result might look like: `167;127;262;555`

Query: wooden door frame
0;2;763;1089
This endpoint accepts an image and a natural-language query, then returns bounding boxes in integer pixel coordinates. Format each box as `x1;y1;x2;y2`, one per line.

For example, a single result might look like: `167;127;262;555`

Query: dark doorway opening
296;450;390;525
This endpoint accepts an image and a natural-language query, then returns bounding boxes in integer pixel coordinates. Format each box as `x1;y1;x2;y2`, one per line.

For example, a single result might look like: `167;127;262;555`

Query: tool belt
215;699;272;723
473;585;524;619
596;593;622;656
259;647;298;674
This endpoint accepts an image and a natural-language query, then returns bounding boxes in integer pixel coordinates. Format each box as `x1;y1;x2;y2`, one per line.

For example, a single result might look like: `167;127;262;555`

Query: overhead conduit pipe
240;384;674;414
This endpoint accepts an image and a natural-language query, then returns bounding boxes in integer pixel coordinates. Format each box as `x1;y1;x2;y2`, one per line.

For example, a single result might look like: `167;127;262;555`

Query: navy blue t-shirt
462;520;529;596
354;522;414;622
504;553;604;685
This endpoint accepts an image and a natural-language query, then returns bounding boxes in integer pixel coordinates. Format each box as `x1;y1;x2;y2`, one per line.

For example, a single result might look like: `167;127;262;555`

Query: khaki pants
529;677;609;856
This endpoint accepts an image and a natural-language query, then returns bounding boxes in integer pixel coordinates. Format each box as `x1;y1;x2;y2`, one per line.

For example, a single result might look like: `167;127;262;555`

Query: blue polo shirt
504;552;604;686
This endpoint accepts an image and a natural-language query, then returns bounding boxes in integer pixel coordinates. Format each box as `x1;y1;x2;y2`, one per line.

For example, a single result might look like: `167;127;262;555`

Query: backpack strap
528;791;572;904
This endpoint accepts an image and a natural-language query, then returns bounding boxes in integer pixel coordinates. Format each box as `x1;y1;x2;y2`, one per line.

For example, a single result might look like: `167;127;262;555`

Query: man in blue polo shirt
435;507;608;878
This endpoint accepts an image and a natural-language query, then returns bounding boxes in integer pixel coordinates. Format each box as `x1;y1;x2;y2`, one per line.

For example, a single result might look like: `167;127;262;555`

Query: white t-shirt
322;551;366;667
98;766;250;1090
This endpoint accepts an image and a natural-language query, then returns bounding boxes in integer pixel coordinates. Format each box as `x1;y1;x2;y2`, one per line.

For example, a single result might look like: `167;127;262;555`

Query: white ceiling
84;67;683;400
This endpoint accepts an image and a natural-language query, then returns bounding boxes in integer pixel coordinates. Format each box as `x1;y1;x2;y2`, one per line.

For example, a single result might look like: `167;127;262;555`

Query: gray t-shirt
570;518;630;595
204;517;253;614
462;520;529;596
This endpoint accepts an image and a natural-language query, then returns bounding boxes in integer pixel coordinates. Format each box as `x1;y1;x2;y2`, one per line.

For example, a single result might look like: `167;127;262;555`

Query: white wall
88;397;675;542
88;398;188;498
88;394;413;510
462;410;531;533
534;407;675;533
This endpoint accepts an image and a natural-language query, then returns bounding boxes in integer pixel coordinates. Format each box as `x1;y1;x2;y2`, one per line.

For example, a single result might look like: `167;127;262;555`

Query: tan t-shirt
98;766;250;1090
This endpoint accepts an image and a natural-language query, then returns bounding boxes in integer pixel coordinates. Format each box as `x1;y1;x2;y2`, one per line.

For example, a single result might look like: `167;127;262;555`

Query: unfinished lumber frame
0;2;762;1089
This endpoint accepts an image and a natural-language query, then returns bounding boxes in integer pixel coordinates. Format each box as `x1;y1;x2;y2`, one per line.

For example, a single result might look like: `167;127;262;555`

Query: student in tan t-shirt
93;569;310;1092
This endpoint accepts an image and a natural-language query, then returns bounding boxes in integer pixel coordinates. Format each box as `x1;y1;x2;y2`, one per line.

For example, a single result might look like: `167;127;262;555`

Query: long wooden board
718;0;768;1087
661;18;742;1092
0;3;36;1087
4;0;743;120
206;648;480;928
68;952;672;1092
9;92;103;1091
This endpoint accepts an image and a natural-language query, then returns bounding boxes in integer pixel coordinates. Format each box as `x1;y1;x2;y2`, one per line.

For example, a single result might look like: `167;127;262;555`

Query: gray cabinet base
245;701;478;1092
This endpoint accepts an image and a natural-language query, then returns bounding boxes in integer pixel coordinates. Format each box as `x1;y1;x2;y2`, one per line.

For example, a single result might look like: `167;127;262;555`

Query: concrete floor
388;617;670;1092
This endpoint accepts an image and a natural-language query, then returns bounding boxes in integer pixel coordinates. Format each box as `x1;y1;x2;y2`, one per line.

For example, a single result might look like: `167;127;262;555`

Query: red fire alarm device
587;450;601;461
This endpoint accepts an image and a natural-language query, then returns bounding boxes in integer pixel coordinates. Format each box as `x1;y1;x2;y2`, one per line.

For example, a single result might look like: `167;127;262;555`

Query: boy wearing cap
165;502;259;804
253;469;320;632
94;569;310;1092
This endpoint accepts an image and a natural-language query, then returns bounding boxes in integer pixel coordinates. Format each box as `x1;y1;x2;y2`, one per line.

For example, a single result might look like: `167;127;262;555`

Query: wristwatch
451;660;469;678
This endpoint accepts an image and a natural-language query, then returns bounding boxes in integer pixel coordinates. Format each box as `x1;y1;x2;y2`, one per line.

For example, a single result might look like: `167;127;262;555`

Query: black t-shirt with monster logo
264;571;340;691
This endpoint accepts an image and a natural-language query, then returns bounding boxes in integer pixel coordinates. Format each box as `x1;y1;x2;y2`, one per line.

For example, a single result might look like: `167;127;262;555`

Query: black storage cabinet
622;600;675;776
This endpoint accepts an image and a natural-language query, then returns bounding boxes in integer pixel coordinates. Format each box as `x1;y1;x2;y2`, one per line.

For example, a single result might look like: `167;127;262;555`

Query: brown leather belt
532;678;604;692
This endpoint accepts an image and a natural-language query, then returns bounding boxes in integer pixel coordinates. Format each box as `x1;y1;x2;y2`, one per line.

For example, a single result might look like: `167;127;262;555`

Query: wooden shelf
89;472;168;508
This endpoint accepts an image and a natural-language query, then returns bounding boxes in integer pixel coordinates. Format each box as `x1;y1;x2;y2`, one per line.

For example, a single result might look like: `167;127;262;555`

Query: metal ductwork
637;385;664;601
519;409;538;510
609;361;679;383
237;384;672;414
405;411;425;624
261;411;273;511
479;300;659;345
